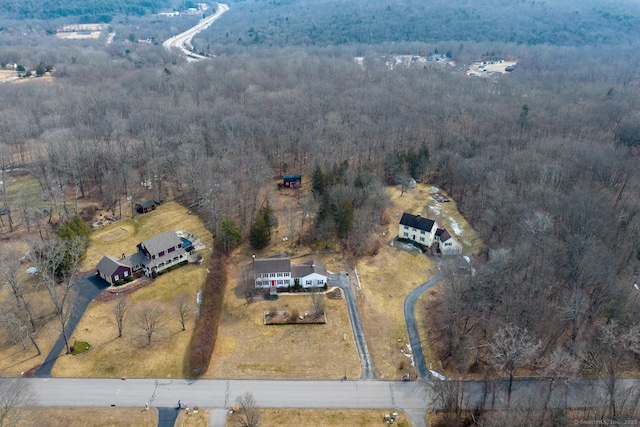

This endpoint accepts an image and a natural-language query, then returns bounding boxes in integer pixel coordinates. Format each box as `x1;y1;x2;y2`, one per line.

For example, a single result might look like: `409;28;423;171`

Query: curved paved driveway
329;272;375;380
404;276;441;379
33;273;108;377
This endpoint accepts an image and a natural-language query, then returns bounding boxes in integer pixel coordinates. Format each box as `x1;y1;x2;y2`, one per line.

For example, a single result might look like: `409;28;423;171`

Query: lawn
52;263;207;378
355;183;480;380
204;258;361;380
176;408;209;427
84;201;213;271
12;407;157;427
52;202;213;378
227;408;412;427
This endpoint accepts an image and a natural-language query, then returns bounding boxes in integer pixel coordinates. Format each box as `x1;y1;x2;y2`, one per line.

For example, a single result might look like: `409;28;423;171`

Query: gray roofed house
254;258;291;275
96;256;133;285
97;230;189;284
137;231;183;259
291;259;327;279
254;258;327;289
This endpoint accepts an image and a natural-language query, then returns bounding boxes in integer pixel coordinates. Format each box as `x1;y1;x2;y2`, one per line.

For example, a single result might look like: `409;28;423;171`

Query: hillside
0;0;172;21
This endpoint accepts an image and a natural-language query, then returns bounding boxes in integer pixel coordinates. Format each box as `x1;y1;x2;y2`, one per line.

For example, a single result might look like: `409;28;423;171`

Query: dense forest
0;0;173;22
196;0;640;48
1;0;640;421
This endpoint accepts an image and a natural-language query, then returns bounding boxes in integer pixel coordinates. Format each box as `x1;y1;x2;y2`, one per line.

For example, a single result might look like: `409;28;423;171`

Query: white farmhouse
254;258;327;289
399;212;463;255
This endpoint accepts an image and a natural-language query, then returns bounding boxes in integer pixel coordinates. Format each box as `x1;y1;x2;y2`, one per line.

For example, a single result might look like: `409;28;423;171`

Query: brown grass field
204;268;361;379
84;201;213;271
13;407;158;427
176;408;209;427
50;202;212;377
356;184;481;380
227;408;412;426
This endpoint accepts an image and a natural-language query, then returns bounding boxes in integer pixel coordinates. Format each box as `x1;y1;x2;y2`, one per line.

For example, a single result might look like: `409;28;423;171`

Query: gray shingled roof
96;256;129;277
254;258;291;274
291;259;327;279
140;231;181;256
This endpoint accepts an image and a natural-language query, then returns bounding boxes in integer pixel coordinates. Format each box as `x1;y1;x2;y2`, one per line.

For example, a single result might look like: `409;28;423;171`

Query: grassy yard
205;258;361;380
13;407;158;427
227;408;412;427
176;408;209;427
355;183;481;380
52;202;212;378
84;201;213;271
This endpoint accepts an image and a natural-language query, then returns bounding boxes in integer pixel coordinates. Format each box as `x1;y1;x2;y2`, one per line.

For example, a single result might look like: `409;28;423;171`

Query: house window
419;237;425;242
306;280;313;286
277;280;283;285
445;242;452;246
403;232;408;237
124;271;129;277
284;272;290;277
277;273;283;277
404;225;408;229
420;230;425;235
318;279;324;286
114;275;119;281
159;251;165;257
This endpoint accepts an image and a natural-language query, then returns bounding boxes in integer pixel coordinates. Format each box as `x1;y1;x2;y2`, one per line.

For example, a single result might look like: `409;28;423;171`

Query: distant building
281;174;302;188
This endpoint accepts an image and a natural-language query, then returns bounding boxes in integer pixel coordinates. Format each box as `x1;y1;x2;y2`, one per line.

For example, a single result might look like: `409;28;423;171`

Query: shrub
123;276;134;283
71;341;90;355
114;279;124;286
290;309;300;322
186;247;228;377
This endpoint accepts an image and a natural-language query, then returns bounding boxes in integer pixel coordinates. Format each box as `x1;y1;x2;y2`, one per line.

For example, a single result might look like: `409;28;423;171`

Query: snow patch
430;370;446;380
463;255;471;263
449;217;463;235
431;186;439;192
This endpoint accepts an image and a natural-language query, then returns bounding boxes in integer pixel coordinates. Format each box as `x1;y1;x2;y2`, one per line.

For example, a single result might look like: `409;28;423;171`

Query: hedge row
186;247;228;377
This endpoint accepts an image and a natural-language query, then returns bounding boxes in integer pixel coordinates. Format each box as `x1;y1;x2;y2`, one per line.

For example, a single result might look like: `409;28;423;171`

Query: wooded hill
197;0;640;48
0;0;172;21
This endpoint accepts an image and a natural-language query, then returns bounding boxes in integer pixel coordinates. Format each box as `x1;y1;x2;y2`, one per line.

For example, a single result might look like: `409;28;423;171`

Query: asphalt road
329;272;376;380
404;276;441;379
33;273;108;377
162;4;230;61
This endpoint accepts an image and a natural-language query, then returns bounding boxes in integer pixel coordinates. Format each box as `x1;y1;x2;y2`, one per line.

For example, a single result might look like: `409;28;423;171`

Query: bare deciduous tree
232;392;261;427
488;324;541;405
111;297;130;338
0;378;34;427
173;294;195;331
30;237;83;354
134;301;168;345
310;289;325;316
582;322;640;419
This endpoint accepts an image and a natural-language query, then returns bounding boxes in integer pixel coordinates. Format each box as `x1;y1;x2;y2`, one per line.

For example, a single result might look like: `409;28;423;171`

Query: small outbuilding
281;174;302;188
136;200;157;214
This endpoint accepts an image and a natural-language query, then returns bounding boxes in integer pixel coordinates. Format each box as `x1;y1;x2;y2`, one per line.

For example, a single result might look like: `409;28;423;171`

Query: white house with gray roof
254;258;327;289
